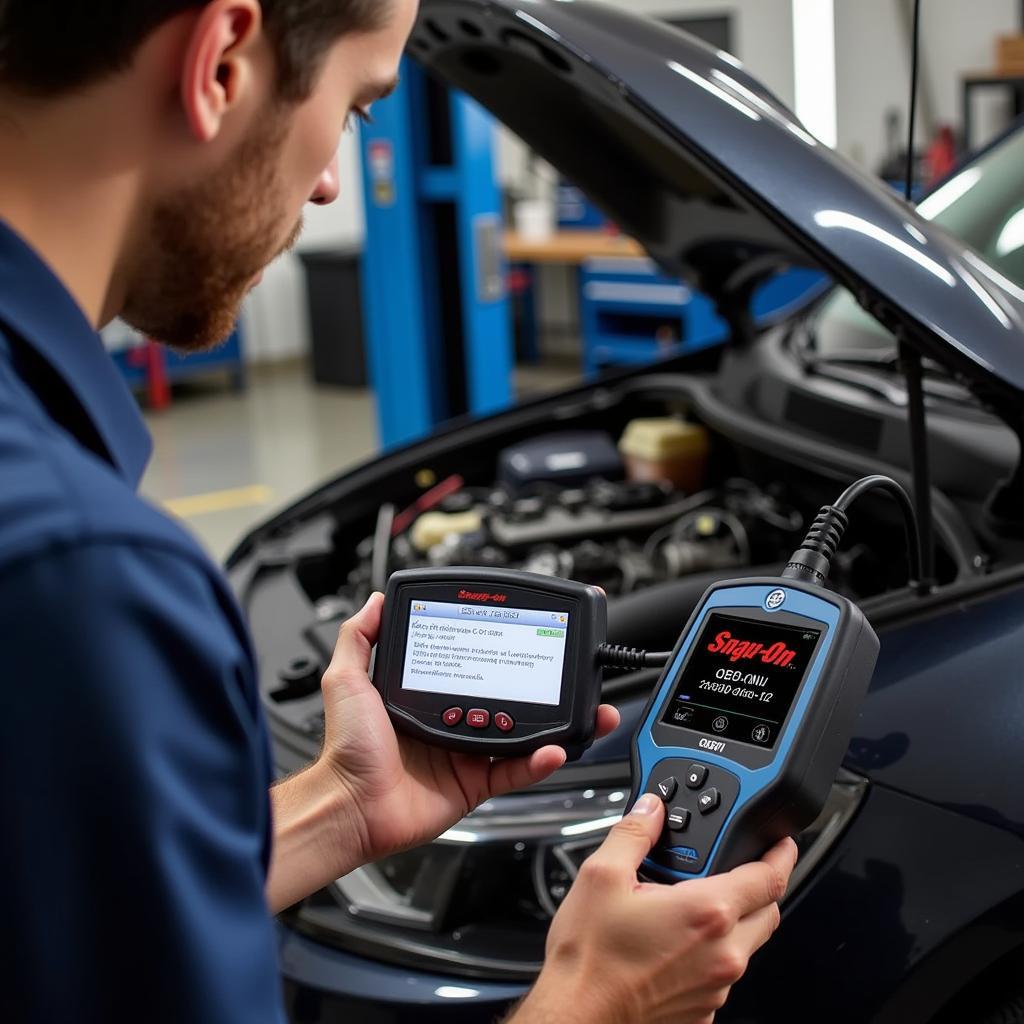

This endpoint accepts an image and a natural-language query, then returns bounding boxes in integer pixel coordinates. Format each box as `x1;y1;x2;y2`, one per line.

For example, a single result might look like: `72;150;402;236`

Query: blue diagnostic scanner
621;467;929;885
628;576;879;881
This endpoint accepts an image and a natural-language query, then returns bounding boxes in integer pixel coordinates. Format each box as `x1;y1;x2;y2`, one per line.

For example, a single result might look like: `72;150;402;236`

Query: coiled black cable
783;474;926;593
597;643;673;672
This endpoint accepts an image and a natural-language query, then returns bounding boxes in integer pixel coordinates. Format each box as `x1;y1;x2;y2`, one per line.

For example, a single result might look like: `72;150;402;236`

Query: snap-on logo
699;738;726;753
765;588;787;611
707;631;798;668
458;590;508;603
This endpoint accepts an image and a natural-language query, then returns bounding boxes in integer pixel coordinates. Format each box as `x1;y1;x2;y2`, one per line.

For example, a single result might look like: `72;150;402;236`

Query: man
0;1;796;1021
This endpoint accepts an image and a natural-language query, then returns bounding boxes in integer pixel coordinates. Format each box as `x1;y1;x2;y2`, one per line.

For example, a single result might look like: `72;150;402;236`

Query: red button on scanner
442;707;464;727
467;709;491;729
494;712;515;733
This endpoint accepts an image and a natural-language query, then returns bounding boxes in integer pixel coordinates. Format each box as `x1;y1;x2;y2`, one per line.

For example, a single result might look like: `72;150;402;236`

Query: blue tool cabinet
580;257;828;375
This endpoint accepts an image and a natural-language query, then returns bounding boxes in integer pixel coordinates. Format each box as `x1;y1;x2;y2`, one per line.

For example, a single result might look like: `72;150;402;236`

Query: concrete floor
142;358;581;562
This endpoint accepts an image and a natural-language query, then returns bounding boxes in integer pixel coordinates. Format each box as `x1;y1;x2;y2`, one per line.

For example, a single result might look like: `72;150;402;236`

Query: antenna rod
902;0;936;594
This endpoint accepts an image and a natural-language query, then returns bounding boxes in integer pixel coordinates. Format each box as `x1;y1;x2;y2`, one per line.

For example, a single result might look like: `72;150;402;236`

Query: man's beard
121;110;302;352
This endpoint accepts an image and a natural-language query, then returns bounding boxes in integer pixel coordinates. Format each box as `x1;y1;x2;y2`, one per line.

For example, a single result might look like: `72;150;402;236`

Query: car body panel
850;582;1024;835
724;784;1024;1024
276;785;1024;1024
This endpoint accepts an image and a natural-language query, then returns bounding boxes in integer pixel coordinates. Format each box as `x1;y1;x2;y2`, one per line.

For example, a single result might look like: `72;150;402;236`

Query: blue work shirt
0;221;284;1022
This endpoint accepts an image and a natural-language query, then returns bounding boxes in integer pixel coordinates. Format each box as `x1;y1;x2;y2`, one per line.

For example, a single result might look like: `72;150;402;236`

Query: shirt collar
0;219;152;487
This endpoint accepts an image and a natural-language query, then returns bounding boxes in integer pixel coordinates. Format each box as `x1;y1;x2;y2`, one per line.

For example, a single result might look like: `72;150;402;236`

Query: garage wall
835;0;1019;172
242;129;365;363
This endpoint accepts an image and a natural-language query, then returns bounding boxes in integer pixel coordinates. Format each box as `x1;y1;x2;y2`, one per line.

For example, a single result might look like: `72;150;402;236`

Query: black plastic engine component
498;432;623;493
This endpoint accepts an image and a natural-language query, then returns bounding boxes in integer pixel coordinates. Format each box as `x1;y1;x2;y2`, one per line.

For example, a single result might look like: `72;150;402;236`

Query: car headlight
283;770;867;980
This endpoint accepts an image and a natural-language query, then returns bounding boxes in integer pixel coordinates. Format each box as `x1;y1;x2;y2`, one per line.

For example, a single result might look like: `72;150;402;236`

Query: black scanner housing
373;568;607;760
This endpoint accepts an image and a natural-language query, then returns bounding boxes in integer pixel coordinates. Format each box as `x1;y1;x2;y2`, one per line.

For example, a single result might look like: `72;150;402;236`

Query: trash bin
299;249;368;387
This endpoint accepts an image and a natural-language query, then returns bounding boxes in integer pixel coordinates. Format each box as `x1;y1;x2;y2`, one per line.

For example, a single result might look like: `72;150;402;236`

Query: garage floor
142;358;581;562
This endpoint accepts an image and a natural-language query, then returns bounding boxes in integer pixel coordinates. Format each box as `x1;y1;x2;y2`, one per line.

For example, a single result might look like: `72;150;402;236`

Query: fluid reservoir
619;418;710;492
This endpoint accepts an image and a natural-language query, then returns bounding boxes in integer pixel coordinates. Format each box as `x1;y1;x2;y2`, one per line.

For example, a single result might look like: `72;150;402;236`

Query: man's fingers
760;837;799;884
325;592;385;681
582;794;665;881
487;745;567;797
484;707;619;796
683;838;797;919
733;900;784;958
595;703;621;739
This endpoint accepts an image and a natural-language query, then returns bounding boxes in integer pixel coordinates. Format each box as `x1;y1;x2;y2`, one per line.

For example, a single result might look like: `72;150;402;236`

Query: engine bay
232;364;997;979
244;369;979;754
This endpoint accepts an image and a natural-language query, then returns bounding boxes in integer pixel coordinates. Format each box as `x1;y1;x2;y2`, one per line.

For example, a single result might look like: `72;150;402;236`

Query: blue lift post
360;59;513;448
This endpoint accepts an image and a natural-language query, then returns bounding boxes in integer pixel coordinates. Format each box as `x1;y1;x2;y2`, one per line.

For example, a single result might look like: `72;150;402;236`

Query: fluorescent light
435;986;480;999
916;167;983;220
955;261;1013;329
814;210;956;286
561;814;622;837
792;0;837;148
438;828;479;844
996;208;1024;256
668;61;761;122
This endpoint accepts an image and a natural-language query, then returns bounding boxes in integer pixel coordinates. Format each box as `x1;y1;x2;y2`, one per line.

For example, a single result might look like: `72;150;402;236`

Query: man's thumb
585;795;665;879
325;592;384;681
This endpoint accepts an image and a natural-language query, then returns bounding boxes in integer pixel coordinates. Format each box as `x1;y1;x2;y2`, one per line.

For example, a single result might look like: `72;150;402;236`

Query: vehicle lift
360;60;513;448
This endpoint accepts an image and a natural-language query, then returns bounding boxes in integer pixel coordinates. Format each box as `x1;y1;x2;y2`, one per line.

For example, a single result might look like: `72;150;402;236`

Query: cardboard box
996;35;1024;74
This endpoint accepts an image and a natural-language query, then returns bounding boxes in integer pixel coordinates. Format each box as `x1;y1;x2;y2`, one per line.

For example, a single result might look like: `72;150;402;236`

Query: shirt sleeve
0;540;283;1024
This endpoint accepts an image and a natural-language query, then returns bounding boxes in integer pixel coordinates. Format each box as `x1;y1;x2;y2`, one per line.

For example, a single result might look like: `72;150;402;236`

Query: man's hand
267;594;619;911
508;796;798;1024
321;592;619;859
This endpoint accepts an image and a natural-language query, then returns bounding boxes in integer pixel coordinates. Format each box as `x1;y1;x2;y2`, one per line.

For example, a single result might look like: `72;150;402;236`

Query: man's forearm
504;971;610;1024
265;760;368;914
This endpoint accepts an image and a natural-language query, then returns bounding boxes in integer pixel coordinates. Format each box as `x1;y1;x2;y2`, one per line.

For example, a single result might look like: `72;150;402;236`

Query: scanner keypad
641;758;740;876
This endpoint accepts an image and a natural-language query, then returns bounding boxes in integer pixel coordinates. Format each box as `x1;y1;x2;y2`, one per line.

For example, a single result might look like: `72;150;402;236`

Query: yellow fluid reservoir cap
410;510;483;553
618;418;710;461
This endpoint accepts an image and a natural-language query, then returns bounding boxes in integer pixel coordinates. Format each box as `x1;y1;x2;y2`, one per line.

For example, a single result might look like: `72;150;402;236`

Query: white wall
242;128;366;363
835;0;1018;172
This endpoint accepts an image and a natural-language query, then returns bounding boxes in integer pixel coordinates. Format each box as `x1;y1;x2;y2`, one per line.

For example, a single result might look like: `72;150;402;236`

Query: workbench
505;229;644;265
504;229;828;375
504;230;647;366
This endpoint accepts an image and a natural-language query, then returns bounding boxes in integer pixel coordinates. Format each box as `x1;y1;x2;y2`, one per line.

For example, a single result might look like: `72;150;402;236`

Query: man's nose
310;154;340;206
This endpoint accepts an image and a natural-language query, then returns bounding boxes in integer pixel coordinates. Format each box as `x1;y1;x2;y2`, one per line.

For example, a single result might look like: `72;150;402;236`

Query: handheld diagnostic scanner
372;568;606;759
627;475;924;881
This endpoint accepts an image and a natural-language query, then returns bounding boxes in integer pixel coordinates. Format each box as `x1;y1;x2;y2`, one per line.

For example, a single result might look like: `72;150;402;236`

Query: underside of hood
412;0;1024;419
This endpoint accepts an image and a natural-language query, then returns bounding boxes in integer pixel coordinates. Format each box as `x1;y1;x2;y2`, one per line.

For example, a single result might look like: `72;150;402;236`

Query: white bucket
514;198;556;242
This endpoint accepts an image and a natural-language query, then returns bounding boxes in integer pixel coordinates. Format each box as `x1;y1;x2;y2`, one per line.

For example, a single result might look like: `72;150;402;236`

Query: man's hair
0;1;389;101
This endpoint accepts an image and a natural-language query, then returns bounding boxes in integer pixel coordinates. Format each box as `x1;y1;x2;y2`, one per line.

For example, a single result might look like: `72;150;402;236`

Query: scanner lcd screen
662;613;823;748
401;599;570;707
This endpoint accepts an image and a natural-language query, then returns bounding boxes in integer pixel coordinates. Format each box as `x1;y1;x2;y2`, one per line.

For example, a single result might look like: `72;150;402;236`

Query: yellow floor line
164;484;275;518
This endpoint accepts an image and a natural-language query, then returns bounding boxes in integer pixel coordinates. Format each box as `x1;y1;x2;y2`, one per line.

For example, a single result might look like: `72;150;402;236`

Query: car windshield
812;125;1024;358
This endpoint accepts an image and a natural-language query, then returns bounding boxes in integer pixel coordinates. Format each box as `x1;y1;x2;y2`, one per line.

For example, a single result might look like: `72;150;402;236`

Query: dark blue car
228;3;1024;1021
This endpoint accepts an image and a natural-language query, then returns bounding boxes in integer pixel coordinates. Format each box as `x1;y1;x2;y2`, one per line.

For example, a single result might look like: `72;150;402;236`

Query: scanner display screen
662;613;823;748
401;599;570;707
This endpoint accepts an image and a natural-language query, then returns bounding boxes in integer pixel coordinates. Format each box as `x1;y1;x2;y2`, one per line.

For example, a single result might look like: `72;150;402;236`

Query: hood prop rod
901;0;936;595
899;342;936;594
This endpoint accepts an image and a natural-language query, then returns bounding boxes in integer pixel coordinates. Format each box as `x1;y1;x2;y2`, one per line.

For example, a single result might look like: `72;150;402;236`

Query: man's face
121;0;418;351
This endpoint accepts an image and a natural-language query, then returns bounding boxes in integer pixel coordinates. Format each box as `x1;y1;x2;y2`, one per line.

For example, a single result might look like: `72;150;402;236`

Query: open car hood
414;0;1024;413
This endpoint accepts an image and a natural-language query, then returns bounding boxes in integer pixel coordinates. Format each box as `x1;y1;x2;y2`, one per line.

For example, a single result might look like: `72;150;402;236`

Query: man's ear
181;0;264;142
